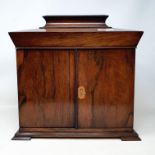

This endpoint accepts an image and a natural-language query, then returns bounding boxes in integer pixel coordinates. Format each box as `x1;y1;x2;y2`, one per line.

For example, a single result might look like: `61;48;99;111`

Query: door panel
17;49;75;127
77;49;135;128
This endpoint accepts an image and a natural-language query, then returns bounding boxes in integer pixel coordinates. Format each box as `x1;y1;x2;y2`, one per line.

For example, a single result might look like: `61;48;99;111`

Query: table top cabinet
9;15;143;140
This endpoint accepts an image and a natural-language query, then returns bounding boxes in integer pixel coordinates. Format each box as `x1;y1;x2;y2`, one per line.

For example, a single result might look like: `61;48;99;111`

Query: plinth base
12;128;141;141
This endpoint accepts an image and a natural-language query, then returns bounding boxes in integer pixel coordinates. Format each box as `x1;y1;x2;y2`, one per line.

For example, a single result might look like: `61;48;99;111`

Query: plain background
0;0;155;154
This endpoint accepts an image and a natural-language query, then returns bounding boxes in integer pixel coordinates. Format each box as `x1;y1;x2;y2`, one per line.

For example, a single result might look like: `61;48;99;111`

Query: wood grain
17;49;75;127
42;15;109;28
12;127;140;141
77;49;135;128
9;31;143;48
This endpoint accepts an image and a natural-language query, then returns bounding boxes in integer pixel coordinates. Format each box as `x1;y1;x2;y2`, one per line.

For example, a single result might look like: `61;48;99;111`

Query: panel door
17;49;75;127
77;49;135;128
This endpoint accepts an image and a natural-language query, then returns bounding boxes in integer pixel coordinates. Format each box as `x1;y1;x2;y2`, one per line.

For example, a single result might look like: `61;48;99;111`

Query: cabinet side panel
17;49;75;127
77;49;135;128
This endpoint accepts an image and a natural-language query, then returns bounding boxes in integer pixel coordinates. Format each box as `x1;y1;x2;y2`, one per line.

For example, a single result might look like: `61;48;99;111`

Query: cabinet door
77;49;135;128
17;49;75;127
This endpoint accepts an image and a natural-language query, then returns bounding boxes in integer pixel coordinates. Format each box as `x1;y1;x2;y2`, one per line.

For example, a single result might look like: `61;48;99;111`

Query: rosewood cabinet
9;15;143;140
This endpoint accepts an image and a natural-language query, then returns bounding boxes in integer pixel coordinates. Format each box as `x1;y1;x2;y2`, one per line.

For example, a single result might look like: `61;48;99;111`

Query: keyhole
78;86;86;99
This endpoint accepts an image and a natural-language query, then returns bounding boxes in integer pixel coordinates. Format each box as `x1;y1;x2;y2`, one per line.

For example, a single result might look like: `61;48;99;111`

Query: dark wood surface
9;15;143;48
12;127;140;141
42;15;110;28
9;15;143;140
42;15;109;23
77;49;135;128
17;49;75;127
9;31;143;48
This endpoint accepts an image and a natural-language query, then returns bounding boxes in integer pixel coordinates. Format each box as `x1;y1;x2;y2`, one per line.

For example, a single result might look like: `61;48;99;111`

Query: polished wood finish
9;31;142;48
42;15;110;28
9;15;143;141
12;128;140;141
17;49;75;127
77;49;135;128
9;16;142;48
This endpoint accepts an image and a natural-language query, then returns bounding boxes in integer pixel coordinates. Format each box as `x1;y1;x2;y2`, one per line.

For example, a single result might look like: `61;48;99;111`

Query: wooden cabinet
9;15;143;140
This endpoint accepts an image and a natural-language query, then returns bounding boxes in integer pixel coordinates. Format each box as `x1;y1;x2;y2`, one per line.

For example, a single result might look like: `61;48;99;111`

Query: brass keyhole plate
78;86;86;99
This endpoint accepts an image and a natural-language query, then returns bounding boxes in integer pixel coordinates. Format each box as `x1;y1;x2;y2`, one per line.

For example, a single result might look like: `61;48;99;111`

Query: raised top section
42;15;110;28
9;15;143;48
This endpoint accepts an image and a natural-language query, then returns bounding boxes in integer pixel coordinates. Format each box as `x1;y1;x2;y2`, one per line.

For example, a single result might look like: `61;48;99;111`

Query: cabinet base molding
12;128;141;141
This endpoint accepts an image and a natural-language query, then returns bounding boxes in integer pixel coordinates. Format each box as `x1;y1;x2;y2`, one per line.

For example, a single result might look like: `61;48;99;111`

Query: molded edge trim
9;31;143;48
12;128;141;141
